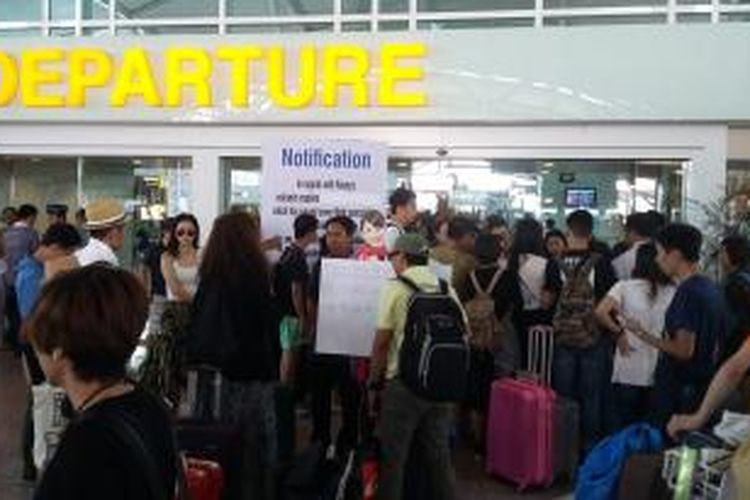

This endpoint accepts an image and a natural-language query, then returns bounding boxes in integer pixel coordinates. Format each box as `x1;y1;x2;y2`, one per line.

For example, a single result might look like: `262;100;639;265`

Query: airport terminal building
0;0;749;264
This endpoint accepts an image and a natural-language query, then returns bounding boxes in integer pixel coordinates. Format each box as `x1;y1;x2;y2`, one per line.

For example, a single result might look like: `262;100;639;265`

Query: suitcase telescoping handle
185;367;223;421
527;326;554;387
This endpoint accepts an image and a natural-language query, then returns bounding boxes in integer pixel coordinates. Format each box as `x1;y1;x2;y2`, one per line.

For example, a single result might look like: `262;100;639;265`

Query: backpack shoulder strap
485;268;503;295
397;275;421;294
438;279;449;295
579;253;601;277
558;258;577;281
469;270;483;296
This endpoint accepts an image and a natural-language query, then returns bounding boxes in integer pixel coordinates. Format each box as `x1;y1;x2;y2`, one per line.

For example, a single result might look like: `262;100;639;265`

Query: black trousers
4;286;21;351
305;352;361;456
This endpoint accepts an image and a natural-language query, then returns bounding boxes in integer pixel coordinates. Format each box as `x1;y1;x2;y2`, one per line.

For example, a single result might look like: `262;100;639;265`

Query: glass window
51;0;75;20
82;157;191;269
381;0;408;12
343;0;407;12
388;158;684;246
116;0;218;18
0;157;78;231
0;1;42;22
343;0;371;13
0;29;43;37
545;0;664;6
728;161;750;196
83;0;110;19
221;157;261;214
227;23;332;33
380;20;409;30
50;27;76;36
721;13;750;22
677;13;711;23
83;27;111;36
419;0;532;11
677;0;709;3
721;0;750;4
419;18;533;29
117;25;219;34
342;21;370;31
228;0;333;16
544;14;666;26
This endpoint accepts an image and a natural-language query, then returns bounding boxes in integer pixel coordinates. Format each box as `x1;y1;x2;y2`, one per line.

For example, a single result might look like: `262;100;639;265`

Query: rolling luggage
486;325;580;489
177;368;243;500
554;394;581;483
486;377;556;490
527;325;581;483
185;458;225;500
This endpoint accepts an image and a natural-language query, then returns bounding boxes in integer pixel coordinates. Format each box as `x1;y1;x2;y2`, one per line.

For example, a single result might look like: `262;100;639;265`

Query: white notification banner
316;258;395;357
261;139;387;240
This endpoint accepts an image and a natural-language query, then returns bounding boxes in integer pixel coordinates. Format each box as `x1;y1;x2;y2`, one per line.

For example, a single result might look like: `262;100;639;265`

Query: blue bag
575;423;665;500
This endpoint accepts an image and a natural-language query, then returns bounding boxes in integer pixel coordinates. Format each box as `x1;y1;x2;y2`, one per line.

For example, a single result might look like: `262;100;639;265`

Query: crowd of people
2;187;750;500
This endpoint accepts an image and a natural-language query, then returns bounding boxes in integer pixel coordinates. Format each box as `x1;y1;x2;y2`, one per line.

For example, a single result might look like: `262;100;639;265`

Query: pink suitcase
486;378;556;490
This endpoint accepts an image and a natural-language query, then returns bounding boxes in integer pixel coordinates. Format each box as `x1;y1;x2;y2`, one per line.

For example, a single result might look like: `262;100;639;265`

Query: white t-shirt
518;254;547;311
608;279;676;387
75;238;119;267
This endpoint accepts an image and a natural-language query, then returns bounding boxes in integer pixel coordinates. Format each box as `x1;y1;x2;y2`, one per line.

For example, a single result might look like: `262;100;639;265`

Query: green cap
393;233;430;257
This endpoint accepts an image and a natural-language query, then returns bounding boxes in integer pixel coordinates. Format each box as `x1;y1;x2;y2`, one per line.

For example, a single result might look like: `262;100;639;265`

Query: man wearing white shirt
612;212;659;281
75;198;127;267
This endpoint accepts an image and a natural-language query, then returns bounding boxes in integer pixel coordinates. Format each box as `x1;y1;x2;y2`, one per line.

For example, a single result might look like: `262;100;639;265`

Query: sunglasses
176;229;196;238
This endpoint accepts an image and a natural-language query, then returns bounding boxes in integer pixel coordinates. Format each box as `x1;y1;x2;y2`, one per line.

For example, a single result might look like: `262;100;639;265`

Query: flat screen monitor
564;187;598;208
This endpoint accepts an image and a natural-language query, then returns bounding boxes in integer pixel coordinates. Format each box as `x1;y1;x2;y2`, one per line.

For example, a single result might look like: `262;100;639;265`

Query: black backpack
397;276;470;402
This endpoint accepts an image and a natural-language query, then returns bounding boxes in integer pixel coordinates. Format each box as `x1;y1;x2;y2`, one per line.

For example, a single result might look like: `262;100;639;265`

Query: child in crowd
357;210;387;261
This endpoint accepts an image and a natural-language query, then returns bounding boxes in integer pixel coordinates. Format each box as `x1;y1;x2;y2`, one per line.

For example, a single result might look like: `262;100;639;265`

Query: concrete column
190;151;221;239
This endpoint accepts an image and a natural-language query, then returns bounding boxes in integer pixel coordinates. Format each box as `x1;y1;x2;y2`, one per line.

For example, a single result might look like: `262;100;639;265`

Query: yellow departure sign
0;42;427;109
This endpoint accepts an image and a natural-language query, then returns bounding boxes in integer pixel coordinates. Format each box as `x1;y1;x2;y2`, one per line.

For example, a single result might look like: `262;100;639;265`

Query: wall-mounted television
564;187;598;208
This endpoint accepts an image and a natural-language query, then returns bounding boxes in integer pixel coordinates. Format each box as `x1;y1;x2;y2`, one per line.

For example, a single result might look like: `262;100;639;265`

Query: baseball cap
392;233;430;257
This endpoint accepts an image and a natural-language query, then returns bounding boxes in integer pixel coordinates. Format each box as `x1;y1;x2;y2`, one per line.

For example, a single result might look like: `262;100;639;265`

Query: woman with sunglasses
162;213;200;303
141;213;200;407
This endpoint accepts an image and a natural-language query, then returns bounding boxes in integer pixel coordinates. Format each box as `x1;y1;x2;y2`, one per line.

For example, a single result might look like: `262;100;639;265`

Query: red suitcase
185;458;224;500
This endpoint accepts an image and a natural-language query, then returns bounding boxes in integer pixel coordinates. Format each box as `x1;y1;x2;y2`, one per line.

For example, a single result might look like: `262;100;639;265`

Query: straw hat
84;198;127;230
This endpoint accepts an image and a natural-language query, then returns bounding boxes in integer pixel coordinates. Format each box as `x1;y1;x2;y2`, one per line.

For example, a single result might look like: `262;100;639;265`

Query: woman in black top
191;212;279;500
26;265;177;500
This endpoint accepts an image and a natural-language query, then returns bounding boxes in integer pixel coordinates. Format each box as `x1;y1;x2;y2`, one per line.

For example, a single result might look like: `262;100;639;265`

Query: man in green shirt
369;233;462;500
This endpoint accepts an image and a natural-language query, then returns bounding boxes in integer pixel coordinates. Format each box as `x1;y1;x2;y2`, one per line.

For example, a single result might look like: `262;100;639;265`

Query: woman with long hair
595;242;676;429
140;214;200;407
161;213;199;303
191;212;279;500
506;218;562;368
544;229;567;260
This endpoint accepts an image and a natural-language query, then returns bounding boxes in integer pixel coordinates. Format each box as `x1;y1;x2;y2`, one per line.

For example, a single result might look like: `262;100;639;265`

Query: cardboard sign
315;258;394;357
